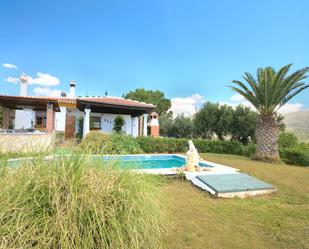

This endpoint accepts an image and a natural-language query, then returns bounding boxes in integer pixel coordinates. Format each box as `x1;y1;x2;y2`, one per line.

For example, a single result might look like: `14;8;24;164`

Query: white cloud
277;103;303;114
28;72;60;86
2;63;18;69
170;94;205;118
5;72;60;87
230;94;245;102
5;76;19;84
227;93;253;108
226;94;303;114
33;87;63;97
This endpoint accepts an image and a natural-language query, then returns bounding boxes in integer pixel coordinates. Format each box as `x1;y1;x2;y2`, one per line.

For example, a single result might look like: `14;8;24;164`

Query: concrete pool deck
130;154;276;198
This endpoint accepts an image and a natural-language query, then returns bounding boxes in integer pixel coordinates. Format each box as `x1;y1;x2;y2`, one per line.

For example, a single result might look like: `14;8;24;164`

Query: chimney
20;73;28;96
69;80;76;98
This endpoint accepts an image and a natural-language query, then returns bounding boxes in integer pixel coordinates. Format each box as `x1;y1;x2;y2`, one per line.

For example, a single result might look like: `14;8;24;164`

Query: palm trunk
255;115;279;161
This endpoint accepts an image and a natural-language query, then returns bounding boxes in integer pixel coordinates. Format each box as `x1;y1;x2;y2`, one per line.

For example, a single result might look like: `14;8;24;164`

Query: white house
0;76;159;138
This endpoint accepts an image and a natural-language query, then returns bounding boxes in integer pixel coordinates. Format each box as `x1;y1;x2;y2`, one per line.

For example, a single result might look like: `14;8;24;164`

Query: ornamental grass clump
0;155;164;248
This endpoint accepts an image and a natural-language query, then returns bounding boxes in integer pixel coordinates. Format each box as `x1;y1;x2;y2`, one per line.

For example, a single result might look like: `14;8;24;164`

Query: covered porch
77;98;154;138
0;95;60;133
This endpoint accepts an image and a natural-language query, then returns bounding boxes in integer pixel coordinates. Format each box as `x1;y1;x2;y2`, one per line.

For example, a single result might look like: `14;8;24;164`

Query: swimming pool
101;154;214;169
7;154;232;175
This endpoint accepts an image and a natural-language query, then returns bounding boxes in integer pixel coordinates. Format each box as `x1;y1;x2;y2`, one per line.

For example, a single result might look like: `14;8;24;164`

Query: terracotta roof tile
52;97;76;104
0;95;154;108
78;97;155;108
0;94;60;102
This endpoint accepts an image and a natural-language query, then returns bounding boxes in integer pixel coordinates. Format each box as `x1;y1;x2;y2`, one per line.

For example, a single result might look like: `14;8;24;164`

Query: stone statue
172;140;211;173
188;140;197;152
185;140;200;171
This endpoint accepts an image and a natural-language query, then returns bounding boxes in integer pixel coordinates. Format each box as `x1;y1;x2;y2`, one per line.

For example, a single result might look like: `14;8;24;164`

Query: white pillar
131;116;134;136
131;116;139;137
143;114;148;136
83;108;91;138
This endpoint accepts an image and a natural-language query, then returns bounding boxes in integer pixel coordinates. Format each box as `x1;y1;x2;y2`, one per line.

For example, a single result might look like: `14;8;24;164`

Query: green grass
0;155;164;249
161;153;309;249
1;151;308;248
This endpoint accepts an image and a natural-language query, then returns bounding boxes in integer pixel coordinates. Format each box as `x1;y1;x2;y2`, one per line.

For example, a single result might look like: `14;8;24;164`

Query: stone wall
0;132;55;153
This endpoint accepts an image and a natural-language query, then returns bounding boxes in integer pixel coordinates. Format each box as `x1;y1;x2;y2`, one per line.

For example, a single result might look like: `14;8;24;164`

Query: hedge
79;133;309;166
136;136;245;155
280;147;309;166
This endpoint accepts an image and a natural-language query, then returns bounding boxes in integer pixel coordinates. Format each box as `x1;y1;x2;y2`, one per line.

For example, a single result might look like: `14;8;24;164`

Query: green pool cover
196;173;274;193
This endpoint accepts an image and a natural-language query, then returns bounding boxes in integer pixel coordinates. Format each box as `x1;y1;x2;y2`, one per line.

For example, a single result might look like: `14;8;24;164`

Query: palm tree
230;64;309;161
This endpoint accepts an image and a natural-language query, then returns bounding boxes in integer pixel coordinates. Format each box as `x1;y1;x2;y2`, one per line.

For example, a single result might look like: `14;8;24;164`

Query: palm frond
230;64;309;115
228;86;260;109
271;64;292;107
243;72;263;104
274;68;309;107
281;85;309;106
231;80;253;95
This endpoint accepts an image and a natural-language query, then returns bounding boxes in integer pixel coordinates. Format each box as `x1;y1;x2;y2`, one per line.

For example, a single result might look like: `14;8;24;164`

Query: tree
193;102;233;140
230;105;258;144
212;104;234;140
113;115;125;133
230;64;309;160
170;114;194;138
161;101;258;142
125;88;171;115
193;102;218;139
159;113;194;138
159;113;174;137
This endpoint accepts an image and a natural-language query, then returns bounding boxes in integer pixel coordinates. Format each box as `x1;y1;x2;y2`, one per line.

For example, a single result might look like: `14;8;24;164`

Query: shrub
278;132;298;149
113;115;125;133
195;140;245;155
80;131;143;154
136;137;187;153
280;146;309;166
136;136;245;155
79;131;110;154
106;133;143;154
243;143;257;157
277;132;309;166
0;155;164;248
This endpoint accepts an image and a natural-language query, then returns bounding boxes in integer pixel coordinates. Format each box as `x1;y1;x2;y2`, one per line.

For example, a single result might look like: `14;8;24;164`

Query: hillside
284;110;309;142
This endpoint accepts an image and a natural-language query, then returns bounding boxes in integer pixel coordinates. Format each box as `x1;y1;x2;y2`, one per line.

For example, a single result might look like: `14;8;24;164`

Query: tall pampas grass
0;155;164;248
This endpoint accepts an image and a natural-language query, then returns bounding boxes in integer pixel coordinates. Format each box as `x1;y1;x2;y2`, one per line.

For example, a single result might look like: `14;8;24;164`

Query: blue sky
0;0;308;116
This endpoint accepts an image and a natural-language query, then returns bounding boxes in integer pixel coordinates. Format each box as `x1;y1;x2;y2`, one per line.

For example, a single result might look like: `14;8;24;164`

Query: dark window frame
90;116;101;130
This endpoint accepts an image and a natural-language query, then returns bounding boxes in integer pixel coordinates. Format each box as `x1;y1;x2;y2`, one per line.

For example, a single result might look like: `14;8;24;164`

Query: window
90;116;101;130
36;111;47;128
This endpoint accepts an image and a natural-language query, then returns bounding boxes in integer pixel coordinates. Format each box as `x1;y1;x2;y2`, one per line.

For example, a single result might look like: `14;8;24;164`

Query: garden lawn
161;153;309;249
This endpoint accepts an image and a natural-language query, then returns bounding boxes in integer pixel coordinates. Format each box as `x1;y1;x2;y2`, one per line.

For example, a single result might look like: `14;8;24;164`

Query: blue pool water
101;155;213;169
6;155;213;170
